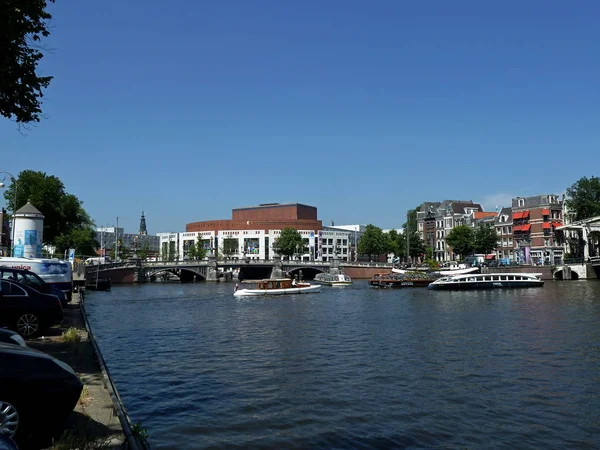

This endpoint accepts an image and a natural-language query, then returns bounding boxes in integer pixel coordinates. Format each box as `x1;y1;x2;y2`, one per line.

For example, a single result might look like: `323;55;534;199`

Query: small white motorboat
313;273;353;286
234;278;321;297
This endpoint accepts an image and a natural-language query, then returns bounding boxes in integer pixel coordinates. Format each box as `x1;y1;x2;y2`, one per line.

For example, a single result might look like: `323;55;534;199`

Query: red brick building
512;195;564;265
186;203;322;233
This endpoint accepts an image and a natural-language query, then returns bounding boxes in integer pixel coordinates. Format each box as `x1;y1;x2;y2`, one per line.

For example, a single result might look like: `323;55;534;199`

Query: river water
85;280;600;450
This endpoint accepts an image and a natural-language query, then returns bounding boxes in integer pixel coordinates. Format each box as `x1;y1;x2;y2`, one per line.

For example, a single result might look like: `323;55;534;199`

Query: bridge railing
562;258;586;265
141;259;338;266
84;262;132;271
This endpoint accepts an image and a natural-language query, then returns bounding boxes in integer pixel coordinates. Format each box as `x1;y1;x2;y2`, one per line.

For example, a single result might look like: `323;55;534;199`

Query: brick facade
186;203;322;233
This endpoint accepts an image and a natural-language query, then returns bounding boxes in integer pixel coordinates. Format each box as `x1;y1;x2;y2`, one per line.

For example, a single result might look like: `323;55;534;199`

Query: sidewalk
27;294;125;449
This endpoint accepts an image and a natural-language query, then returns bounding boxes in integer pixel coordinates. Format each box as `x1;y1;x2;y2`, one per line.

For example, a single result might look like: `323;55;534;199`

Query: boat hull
369;279;433;288
314;281;353;287
428;280;544;290
234;285;322;296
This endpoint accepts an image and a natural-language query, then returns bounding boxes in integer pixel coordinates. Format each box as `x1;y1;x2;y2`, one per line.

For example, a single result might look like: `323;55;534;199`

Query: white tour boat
393;266;479;276
428;272;544;290
234;278;321;297
313;273;353;287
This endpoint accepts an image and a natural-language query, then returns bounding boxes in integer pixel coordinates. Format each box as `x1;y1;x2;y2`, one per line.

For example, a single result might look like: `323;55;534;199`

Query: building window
518;199;524;207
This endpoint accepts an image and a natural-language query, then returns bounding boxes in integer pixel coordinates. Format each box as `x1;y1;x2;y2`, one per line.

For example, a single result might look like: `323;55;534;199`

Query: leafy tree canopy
137;241;151;260
187;236;207;260
220;238;238;258
3;170;93;246
445;225;475;259
1;0;55;123
403;208;419;234
110;243;131;262
565;176;600;221
274;228;304;257
474;224;498;255
54;227;98;258
386;229;400;256
358;224;389;257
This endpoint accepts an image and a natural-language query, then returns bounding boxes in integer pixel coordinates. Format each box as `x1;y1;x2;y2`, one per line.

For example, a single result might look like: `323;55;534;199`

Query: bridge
552;216;600;279
555;215;600;260
82;257;377;283
138;258;336;282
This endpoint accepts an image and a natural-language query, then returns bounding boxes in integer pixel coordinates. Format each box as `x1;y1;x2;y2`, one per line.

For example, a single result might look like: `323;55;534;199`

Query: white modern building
158;227;353;262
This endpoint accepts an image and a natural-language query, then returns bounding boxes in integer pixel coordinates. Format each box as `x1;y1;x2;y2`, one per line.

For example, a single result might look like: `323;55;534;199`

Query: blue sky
2;0;599;234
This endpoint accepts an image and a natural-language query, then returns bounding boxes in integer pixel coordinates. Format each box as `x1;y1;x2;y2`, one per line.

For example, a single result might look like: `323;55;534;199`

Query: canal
85;280;600;449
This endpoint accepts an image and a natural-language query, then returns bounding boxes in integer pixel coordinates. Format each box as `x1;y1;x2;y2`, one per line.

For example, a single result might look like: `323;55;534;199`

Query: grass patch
52;430;111;450
62;327;83;344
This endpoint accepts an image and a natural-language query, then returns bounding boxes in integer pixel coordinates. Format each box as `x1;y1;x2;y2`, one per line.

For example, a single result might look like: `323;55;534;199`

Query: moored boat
369;272;439;288
392;264;479;276
234;278;321;296
428;272;544;290
313;273;353;286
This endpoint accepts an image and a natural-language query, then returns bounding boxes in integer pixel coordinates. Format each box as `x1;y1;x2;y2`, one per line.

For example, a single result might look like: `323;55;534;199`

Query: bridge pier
270;256;284;279
206;256;219;282
329;256;340;275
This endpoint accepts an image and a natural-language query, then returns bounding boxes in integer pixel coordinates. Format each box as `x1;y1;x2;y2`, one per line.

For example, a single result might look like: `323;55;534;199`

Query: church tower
139;211;147;235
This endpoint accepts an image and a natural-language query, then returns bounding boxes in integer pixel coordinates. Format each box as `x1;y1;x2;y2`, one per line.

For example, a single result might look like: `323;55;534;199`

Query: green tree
400;207;425;261
137;241;150;260
386;229;400;256
54;227;98;258
565;176;600;221
110;242;131;261
1;0;55;123
187;236;207;260
474;224;498;255
160;240;175;261
409;231;426;258
403;208;419;234
273;228;304;258
2;170;93;245
445;225;475;259
221;238;238;259
357;224;388;260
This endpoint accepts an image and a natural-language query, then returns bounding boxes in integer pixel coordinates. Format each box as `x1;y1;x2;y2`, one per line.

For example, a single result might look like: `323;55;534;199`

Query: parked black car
0;279;63;337
0;329;26;347
0;267;68;307
0;343;82;445
0;434;18;450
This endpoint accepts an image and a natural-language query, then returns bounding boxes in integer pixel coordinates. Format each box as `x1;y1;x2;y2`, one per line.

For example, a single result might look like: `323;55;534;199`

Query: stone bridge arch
145;267;207;282
552;264;585;280
286;266;326;280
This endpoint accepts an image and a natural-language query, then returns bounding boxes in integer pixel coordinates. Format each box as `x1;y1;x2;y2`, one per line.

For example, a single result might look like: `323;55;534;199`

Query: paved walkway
28;295;125;449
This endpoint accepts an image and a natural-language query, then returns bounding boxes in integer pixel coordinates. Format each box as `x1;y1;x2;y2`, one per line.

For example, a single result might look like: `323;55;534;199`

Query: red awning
485;254;495;260
522;211;530;218
522;224;531;232
552;221;563;227
542;209;550;215
543;222;551;229
513;225;523;232
513;212;524;220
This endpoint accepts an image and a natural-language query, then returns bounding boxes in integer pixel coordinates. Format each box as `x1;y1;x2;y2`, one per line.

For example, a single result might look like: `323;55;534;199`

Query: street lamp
0;171;17;257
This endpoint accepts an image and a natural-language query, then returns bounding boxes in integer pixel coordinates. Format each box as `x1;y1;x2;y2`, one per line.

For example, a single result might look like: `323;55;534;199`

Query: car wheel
0;400;19;438
16;314;39;337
